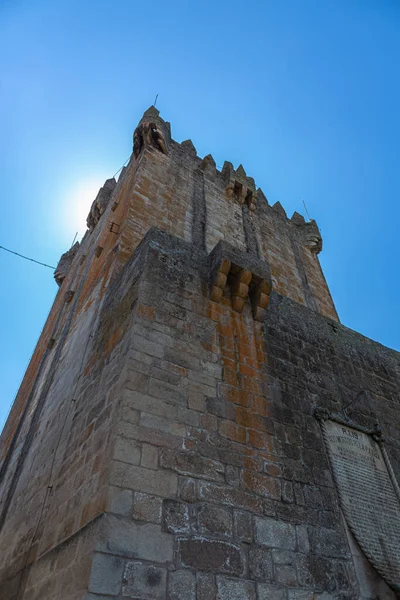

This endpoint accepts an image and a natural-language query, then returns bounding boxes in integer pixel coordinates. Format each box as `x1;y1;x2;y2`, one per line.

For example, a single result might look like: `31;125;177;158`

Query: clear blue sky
1;0;399;430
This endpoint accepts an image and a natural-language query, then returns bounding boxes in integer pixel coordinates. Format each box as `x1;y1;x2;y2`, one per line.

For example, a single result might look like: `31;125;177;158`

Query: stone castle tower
1;107;399;599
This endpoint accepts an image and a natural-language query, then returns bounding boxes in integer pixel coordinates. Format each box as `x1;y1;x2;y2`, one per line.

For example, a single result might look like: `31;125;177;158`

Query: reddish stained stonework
0;107;399;600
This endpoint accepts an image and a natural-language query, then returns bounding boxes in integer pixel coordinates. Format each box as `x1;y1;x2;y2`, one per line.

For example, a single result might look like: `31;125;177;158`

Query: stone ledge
208;241;272;321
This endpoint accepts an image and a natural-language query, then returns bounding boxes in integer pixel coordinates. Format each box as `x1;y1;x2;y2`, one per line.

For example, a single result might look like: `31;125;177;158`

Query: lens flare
59;177;104;242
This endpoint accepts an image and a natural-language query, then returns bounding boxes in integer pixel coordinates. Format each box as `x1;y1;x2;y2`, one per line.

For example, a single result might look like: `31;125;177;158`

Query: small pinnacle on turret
54;242;80;286
221;161;234;180
201;154;217;171
141;105;160;120
236;164;247;178
133;107;171;158
256;188;269;205
86;178;117;232
181;140;197;155
290;212;306;226
272;202;287;219
234;165;256;192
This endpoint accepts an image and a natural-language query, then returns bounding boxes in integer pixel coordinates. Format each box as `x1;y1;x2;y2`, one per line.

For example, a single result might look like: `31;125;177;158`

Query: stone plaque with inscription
322;419;400;590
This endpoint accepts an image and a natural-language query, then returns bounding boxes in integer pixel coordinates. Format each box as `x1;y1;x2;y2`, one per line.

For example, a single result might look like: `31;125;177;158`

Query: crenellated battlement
131;107;320;243
56;106;335;320
125;107;315;238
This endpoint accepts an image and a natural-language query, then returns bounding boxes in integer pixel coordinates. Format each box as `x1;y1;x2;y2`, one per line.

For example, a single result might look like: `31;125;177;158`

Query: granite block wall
79;230;397;600
0;107;398;599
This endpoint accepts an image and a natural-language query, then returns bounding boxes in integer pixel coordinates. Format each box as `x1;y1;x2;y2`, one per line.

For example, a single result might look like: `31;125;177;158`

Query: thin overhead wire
70;232;78;247
111;156;130;179
0;245;56;270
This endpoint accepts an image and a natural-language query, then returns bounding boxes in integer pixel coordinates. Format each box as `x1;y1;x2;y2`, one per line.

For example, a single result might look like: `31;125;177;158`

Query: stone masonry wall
87;231;400;599
0;105;336;486
0;107;395;599
0;176;143;597
1;225;399;599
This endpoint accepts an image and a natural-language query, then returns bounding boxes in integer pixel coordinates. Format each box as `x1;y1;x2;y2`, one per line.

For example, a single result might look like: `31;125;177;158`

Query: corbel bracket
208;241;272;321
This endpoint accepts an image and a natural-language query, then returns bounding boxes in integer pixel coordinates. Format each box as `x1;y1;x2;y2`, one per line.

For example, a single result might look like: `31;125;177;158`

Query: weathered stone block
272;549;296;564
123;390;178;420
177;537;244;575
110;461;178;496
133;492;163;523
132;334;165;358
162;499;190;533
249;546;273;581
296;525;310;553
112;432;141;464
219;419;247;444
116;421;182;449
262;498;278;517
167;569;196;600
308;527;349;559
294;482;305;506
188;387;207;412
139;412;186;437
288;591;314;600
206;397;236;420
97;515;173;562
164;347;201;371
107;486;133;517
188;368;218;388
303;485;323;509
233;510;253;543
216;576;256;600
255;516;296;550
257;582;287;600
242;471;281;500
160;449;225;481
275;564;298;586
150;364;182;385
141;443;158;469
282;480;294;504
123;561;166;599
295;554;335;591
200;412;218;432
88;553;124;596
196;504;232;536
148;378;188;405
125;370;149;392
225;464;240;487
178;477;198;503
177;406;200;427
197;573;217;600
199;482;262;513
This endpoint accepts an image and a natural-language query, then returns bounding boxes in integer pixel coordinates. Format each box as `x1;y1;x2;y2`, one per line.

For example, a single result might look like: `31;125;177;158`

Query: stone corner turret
54;242;80;286
86;178;117;232
133;105;171;159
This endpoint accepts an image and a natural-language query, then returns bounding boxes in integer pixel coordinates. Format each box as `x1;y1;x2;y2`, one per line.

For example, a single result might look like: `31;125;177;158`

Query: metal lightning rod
302;199;311;222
